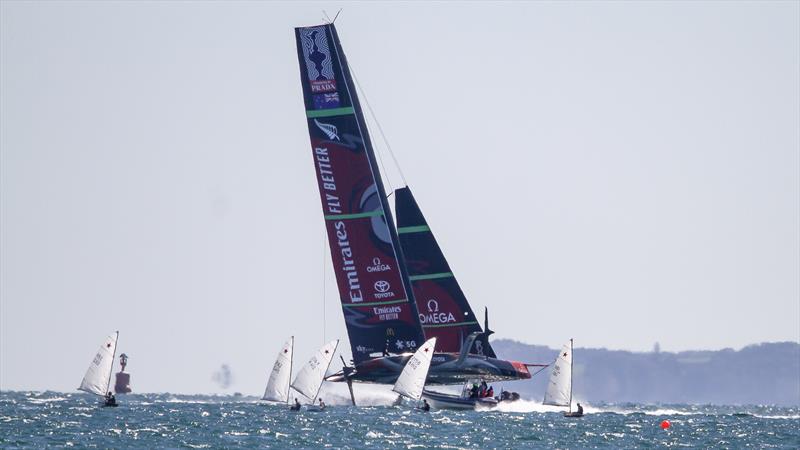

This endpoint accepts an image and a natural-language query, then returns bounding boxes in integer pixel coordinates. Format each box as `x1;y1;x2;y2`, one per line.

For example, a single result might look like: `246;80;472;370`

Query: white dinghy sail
262;336;294;403
543;339;575;410
290;339;339;404
393;337;437;402
79;331;119;397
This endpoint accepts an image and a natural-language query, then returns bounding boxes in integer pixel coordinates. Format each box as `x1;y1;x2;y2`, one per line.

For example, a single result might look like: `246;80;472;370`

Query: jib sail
395;187;496;357
295;24;425;364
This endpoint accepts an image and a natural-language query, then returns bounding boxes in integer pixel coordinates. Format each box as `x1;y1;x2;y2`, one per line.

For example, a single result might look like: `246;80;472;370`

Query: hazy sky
1;1;798;394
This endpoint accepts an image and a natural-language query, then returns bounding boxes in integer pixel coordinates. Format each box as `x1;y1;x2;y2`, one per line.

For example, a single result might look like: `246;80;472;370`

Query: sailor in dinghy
391;338;437;411
78;331;121;407
262;336;294;405
543;339;584;418
289;340;339;412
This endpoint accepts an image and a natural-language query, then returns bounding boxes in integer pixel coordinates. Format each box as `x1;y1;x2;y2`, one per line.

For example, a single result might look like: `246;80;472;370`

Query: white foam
27;397;69;404
752;414;800;420
313;383;399;406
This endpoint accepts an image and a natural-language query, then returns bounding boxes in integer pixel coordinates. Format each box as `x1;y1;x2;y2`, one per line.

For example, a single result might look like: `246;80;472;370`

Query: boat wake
315;383;399;407
482;399;707;416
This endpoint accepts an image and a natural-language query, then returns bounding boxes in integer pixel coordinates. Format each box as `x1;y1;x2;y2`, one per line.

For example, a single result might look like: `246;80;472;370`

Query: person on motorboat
104;392;117;407
469;383;479;398
486;386;494;398
479;381;488;397
290;398;301;411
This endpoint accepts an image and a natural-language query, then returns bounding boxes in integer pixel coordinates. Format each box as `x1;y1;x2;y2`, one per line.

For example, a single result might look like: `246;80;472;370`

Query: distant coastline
2;341;797;407
493;340;800;406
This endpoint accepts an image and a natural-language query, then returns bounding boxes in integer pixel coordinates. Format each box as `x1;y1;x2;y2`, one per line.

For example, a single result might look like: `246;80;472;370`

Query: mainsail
543;340;573;407
262;336;294;403
392;337;437;401
290;339;339;403
395;187;495;357
295;24;424;363
79;331;118;397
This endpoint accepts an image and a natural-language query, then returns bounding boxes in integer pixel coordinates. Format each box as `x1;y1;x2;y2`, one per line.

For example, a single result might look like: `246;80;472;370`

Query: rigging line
351;70;394;194
322;234;327;345
349;64;409;189
322;234;328;345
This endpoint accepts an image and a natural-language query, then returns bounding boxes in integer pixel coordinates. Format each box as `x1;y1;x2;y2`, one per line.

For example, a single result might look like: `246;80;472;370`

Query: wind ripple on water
0;392;797;448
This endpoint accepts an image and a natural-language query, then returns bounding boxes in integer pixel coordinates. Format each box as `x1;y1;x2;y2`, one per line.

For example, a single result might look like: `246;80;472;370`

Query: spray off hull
328;352;531;385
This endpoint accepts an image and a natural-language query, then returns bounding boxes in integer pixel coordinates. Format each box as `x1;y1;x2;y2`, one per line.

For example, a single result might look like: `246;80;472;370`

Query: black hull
328;352;532;385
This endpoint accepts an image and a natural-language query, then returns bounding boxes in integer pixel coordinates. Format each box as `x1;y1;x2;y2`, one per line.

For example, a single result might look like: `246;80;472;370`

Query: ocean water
1;391;798;448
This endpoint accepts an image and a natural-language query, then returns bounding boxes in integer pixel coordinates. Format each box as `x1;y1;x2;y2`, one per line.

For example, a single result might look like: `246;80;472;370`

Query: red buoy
661;420;671;430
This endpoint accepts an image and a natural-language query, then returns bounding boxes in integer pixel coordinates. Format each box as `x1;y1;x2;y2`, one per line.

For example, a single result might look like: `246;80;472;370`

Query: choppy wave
0;391;797;448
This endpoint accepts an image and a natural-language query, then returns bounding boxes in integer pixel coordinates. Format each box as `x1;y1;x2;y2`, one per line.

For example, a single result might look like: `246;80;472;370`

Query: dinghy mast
294;24;424;363
569;338;574;413
107;331;118;396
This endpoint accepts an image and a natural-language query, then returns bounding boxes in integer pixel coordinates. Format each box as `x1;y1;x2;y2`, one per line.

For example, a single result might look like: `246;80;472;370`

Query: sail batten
306;107;355;118
409;272;454;281
295;24;424;363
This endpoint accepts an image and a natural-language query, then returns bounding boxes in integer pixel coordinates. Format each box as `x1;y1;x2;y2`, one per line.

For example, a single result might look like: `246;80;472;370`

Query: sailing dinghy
78;331;119;407
290;339;339;411
543;339;583;417
392;338;436;409
262;336;294;404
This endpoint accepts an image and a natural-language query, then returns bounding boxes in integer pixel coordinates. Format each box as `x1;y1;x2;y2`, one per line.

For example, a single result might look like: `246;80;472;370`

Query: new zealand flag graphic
313;92;341;110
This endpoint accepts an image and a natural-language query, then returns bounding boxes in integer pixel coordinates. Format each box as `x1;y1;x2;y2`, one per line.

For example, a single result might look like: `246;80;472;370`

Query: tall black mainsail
295;24;425;363
395;187;496;357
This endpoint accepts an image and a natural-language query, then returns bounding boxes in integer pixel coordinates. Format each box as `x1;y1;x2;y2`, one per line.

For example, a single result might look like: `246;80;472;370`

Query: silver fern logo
314;119;340;141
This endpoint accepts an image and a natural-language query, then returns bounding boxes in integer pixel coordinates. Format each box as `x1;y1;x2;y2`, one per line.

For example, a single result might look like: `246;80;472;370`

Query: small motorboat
422;389;498;410
422;381;521;410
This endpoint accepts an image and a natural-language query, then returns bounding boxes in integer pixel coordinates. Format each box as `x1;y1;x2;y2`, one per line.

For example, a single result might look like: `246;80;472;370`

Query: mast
106;331;119;396
327;25;423;327
568;338;573;413
295;24;426;362
287;336;294;405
